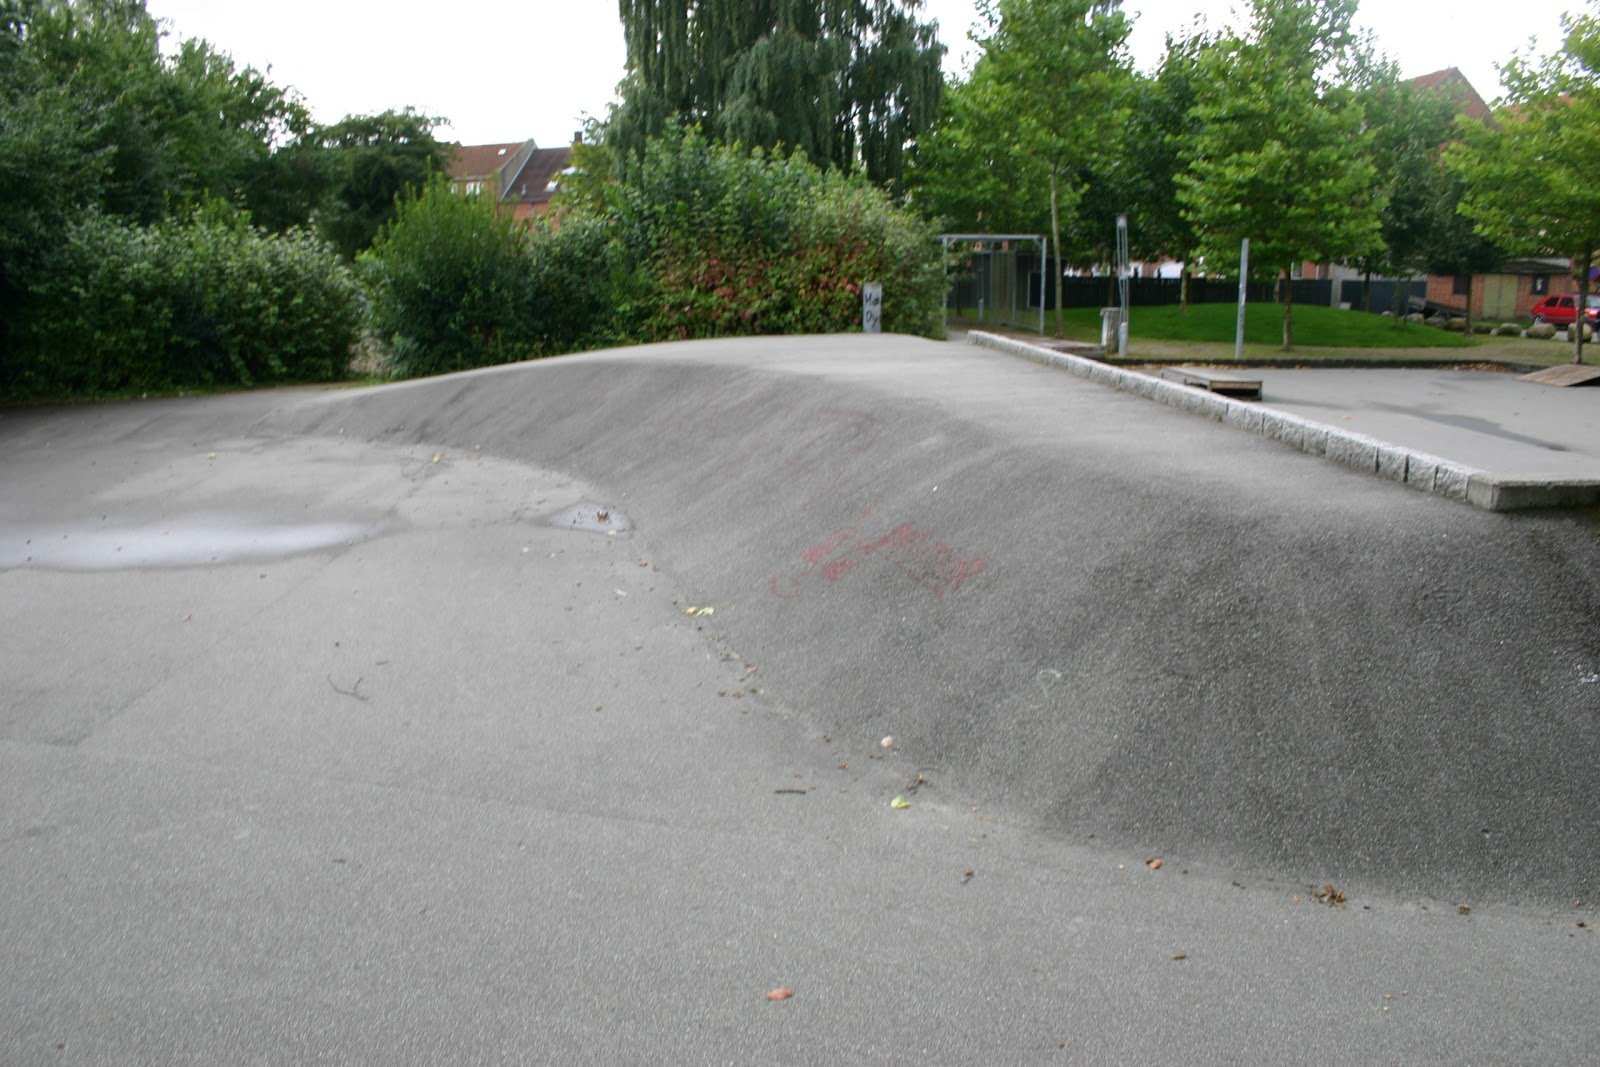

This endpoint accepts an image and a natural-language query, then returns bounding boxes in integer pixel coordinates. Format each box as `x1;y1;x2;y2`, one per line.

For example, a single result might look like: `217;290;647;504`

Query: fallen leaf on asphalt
684;606;715;617
1171;953;1189;961
180;613;192;622
961;869;975;884
880;736;895;749
1146;858;1163;870
431;454;441;463
613;588;627;597
889;795;910;810
766;988;793;1001
1312;883;1349;908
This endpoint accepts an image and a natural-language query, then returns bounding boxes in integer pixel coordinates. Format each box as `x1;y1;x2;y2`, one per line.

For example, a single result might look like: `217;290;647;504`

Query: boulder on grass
1441;317;1467;332
1405;312;1426;324
1527;322;1558;339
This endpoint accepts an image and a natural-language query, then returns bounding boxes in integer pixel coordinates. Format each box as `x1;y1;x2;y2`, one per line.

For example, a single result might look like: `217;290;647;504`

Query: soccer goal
941;234;1048;335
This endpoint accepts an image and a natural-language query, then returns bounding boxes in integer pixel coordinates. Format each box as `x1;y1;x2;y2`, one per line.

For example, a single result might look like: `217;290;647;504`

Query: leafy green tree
911;0;1130;336
0;0;340;370
1346;61;1457;314
18;1;317;224
1177;0;1381;348
1120;27;1210;311
610;0;943;189
314;108;450;259
1446;0;1600;363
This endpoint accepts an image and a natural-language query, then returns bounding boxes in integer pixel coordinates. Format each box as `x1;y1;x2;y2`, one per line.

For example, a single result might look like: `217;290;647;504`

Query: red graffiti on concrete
771;509;987;600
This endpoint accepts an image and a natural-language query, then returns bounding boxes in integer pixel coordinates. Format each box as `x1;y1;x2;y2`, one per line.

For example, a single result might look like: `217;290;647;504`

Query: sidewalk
970;331;1600;510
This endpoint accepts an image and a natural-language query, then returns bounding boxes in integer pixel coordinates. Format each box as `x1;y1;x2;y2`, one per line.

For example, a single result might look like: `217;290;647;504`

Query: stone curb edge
967;331;1600;513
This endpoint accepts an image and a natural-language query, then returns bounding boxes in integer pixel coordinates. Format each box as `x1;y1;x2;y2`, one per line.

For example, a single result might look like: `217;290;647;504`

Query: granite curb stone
967;330;1600;511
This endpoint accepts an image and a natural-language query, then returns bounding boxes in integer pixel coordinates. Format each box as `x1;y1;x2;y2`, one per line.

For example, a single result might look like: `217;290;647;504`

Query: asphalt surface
3;334;1598;1064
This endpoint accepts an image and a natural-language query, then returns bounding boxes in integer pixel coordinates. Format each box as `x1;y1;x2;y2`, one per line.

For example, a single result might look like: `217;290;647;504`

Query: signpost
863;282;883;334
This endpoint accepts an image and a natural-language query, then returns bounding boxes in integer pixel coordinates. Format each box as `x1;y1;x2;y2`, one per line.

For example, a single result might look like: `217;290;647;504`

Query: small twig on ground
327;674;369;703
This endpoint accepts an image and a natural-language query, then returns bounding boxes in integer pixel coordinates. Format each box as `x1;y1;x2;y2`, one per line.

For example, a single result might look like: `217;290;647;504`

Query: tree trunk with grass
1280;268;1293;349
1578;245;1592;364
1050;171;1064;339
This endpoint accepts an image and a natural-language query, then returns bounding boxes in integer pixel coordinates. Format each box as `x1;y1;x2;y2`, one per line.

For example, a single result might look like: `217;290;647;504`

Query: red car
1530;293;1600;326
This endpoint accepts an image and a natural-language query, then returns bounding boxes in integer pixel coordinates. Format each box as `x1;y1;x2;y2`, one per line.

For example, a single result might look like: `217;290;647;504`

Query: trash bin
1100;307;1123;352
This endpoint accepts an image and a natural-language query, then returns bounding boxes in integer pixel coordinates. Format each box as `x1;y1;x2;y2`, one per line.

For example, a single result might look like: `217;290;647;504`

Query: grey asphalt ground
1224;364;1600;480
3;335;1598;1064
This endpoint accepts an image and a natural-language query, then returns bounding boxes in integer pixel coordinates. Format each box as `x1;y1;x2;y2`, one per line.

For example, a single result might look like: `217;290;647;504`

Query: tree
18;1;317;225
1446;0;1600;364
1120;26;1210;311
610;0;943;190
1176;0;1381;348
314;109;450;259
911;0;1130;337
1349;62;1458;315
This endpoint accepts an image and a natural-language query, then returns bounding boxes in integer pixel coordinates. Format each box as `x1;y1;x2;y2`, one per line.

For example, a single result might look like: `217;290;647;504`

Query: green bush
526;213;636;355
360;181;541;378
7;208;361;397
614;129;945;341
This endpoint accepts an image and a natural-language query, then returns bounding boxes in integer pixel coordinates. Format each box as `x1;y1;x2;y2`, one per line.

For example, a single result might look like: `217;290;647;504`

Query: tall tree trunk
1179;260;1190;314
1578;245;1592;365
1280;267;1293;349
1463;274;1474;337
1049;170;1064;339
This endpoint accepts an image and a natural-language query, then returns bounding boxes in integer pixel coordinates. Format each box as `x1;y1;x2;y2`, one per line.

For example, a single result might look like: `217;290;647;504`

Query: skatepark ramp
266;335;1600;906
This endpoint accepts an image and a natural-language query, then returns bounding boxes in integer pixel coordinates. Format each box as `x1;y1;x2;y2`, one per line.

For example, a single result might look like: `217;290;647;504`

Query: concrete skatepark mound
257;335;1600;907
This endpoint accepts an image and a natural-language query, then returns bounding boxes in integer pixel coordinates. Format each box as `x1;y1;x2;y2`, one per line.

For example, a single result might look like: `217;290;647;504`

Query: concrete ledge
967;331;1598;512
1468;476;1600;511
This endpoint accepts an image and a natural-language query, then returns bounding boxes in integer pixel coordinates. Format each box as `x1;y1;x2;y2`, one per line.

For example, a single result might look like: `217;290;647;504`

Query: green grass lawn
1059;301;1473;348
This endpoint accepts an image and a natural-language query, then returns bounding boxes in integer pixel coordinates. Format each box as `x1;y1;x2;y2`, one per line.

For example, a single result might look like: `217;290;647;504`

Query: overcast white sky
145;1;1581;148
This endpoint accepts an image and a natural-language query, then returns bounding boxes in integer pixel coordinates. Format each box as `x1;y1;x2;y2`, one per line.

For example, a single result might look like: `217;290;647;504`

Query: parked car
1530;293;1600;326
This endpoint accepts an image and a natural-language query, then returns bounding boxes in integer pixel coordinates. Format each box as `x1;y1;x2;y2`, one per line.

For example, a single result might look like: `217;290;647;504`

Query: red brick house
446;138;576;222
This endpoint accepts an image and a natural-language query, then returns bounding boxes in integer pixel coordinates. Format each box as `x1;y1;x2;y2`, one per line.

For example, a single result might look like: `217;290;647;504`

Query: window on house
1452;274;1471;296
1532;274;1550;295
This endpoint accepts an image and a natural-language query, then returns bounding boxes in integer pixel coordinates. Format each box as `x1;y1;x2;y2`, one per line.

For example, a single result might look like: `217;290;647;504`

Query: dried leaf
880;736;895;749
1170;952;1189;961
1146;858;1164;870
889;795;910;810
766;988;793;1001
1312;883;1349;908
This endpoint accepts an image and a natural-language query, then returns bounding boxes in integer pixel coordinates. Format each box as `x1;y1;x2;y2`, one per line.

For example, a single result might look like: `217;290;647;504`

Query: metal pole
941;236;949;335
1116;213;1130;356
1039;237;1047;336
1235;238;1250;361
